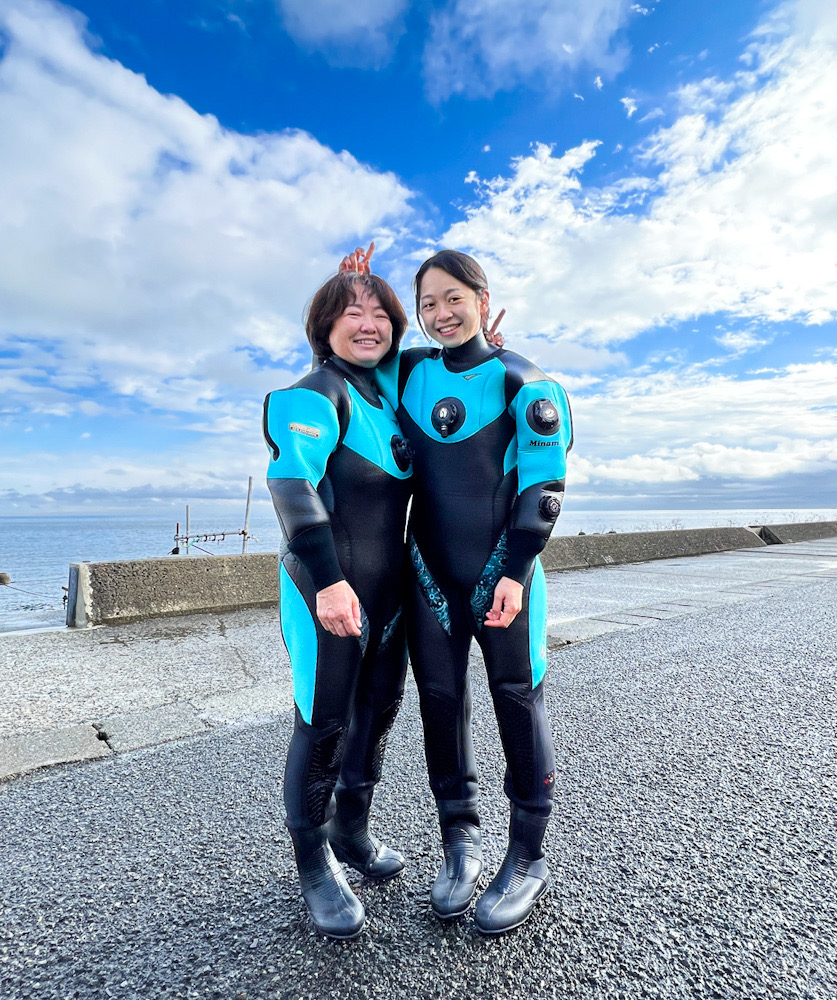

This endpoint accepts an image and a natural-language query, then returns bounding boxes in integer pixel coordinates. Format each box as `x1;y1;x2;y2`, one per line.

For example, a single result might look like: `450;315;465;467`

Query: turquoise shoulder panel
401;355;507;443
342;382;412;480
264;387;340;486
280;562;318;724
509;379;572;492
528;559;548;687
374;353;401;410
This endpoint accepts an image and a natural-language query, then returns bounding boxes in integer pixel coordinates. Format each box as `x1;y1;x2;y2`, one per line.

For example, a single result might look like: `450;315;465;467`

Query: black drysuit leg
406;560;555;822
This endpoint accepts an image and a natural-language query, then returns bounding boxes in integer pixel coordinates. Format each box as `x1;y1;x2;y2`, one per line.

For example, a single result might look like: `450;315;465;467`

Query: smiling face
327;290;393;368
418;267;489;349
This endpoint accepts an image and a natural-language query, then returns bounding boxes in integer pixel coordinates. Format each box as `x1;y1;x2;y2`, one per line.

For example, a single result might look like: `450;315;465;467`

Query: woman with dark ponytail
376;248;573;934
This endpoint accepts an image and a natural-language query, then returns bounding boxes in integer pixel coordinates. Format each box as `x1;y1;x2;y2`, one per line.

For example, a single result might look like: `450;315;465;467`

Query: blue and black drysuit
376;335;572;827
263;357;412;835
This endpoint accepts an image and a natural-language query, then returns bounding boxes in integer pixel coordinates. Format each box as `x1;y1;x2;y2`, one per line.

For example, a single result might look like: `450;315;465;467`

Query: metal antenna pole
242;476;253;553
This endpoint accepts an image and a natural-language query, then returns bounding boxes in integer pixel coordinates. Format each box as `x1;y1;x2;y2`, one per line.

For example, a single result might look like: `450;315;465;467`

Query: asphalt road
1;576;835;1000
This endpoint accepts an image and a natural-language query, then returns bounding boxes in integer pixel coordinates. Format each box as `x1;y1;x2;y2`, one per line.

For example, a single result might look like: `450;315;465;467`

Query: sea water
1;507;834;632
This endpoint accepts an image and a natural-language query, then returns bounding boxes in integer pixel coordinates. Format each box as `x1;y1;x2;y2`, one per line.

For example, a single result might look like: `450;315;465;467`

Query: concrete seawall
540;525;765;572
755;520;837;544
65;521;837;627
66;553;279;628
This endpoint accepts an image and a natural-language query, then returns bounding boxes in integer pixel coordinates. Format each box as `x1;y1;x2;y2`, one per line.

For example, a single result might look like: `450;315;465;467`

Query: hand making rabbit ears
339;242;376;275
338;242;505;347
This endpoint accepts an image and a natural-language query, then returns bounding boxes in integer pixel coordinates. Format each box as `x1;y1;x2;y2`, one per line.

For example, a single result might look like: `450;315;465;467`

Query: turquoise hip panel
528;558;548;688
280;561;319;725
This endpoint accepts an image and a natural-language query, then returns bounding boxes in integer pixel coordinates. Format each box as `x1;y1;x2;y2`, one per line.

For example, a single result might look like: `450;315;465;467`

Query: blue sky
1;0;835;516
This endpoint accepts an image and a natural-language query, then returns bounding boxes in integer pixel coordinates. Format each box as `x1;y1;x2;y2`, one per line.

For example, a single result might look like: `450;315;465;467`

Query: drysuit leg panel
336;611;408;805
475;560;543;688
280;553;366;831
280;553;364;728
406;568;478;815
489;681;555;817
284;712;347;831
476;564;555;818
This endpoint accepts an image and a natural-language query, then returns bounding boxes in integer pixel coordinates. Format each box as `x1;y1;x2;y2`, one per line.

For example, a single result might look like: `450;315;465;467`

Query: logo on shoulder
289;422;320;439
463;372;483;381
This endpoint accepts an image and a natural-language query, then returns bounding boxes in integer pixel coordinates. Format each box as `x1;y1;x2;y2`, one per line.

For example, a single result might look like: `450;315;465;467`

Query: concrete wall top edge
69;552;280;570
66;522;836;627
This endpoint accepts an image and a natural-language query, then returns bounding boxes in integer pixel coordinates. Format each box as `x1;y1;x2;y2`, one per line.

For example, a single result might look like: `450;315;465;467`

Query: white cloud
274;0;407;67
594;75;604;89
567;360;837;493
714;330;775;355
0;0;413;426
434;0;837;504
423;0;631;102
436;2;837;349
620;96;638;117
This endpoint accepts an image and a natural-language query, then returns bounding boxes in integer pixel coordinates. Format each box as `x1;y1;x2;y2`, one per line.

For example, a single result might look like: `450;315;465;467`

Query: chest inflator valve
391;435;413;472
431;397;466;438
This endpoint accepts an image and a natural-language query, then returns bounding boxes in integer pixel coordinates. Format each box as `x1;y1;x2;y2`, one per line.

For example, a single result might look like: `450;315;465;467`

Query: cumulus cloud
565;359;837;503
714;330;775;355
423;0;632;102
620;96;638;117
0;0;412;432
438;2;837;352
274;0;407;67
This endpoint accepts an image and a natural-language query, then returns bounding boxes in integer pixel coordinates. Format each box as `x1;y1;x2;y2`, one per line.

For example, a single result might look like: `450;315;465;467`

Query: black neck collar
326;356;381;405
443;334;498;371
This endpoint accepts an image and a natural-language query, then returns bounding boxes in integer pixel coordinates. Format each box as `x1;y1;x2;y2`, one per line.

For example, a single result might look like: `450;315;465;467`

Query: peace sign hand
338;242;375;275
485;308;506;347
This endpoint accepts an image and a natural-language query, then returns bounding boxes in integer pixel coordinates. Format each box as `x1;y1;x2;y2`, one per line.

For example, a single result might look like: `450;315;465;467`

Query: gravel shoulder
1;578;835;1000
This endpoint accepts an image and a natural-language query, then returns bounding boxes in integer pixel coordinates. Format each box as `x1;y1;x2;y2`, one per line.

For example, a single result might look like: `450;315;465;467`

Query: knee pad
305;724;347;825
491;682;553;804
369;695;403;783
419;687;468;795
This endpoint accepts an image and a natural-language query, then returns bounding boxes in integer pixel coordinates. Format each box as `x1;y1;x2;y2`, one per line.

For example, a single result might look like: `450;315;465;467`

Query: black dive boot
328;786;404;880
474;807;549;935
430;801;483;919
290;827;366;940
